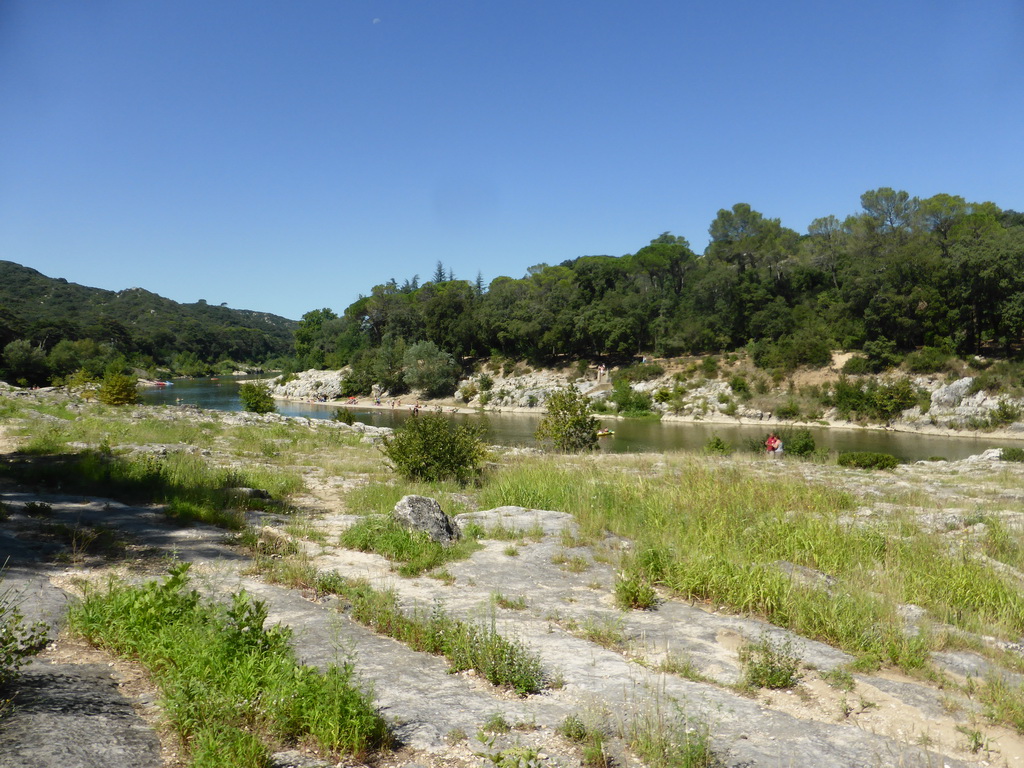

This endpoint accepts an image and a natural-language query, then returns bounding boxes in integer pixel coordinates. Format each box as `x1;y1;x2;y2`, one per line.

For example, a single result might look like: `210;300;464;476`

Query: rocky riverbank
267;360;1024;442
2;385;1024;767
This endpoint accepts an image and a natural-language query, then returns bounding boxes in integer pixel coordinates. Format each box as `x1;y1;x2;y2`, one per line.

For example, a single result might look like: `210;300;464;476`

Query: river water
139;377;1021;462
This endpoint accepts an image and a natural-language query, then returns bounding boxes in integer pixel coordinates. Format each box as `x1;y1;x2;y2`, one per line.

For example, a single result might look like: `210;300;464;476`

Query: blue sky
2;1;1022;321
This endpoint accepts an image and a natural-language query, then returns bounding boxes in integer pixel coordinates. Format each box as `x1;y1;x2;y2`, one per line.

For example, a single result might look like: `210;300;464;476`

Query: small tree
97;371;140;405
403;341;460;398
536;385;598;453
380;413;486;484
239;381;276;414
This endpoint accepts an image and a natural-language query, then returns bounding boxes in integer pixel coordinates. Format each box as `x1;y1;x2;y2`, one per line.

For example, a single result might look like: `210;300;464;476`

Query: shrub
613;574;658;610
703;435;732;456
239;381;276;414
841;355;872;375
333;407;355;425
739;634;802;689
97;371;140;405
609;379;653;415
904;346;953;374
837;452;899;470
1;577;50;689
379;413;486;484
611;362;665;384
1002;447;1024;463
403;341;461;398
729;374;750;398
535;385;598;453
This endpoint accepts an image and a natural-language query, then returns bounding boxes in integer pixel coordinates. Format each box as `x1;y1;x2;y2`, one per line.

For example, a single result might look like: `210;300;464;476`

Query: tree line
291;188;1024;394
0;261;296;386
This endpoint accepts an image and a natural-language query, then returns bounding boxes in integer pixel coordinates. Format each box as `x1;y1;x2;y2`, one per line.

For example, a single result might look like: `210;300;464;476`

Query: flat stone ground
2;441;1024;767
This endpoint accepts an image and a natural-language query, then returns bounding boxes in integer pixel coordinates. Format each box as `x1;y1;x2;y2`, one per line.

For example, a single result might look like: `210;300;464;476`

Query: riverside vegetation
3;385;1024;767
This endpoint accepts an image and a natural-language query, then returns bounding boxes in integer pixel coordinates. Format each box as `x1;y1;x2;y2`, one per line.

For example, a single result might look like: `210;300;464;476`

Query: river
139;377;1020;462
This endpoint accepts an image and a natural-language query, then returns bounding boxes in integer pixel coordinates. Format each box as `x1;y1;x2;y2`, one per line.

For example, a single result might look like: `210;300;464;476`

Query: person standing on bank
765;433;783;457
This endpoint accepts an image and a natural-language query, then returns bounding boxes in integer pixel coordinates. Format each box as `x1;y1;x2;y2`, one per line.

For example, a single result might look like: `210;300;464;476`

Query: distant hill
0;260;296;363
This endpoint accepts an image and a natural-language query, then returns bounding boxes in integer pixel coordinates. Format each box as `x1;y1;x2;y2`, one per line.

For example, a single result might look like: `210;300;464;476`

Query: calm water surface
140;377;1020;462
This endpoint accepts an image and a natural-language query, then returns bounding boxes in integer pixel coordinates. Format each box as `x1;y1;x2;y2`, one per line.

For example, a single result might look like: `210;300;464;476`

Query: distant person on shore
765;433;783;457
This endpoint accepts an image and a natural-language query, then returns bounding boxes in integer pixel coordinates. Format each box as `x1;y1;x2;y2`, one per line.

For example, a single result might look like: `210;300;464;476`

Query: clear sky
2;1;1022;322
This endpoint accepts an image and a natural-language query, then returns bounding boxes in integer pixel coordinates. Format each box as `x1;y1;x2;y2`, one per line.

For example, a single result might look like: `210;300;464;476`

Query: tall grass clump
68;564;390;764
339;515;481;576
314;574;545;695
479;456;1024;669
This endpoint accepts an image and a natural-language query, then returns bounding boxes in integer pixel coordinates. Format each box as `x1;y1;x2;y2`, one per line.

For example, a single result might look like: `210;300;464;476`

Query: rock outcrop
392;495;461;544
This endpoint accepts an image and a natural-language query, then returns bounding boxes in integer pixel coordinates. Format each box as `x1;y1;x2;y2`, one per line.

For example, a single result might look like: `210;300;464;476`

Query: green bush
1;577;50;689
380;413;486;485
739;634;802;690
837;452;899;470
239;382;276;414
403;341;461;398
535;385;598;453
611;362;665;384
904;346;953;374
841;355;871;375
609;379;653;415
1002;447;1024;463
703;435;732;456
613;573;658;610
97;371;140;405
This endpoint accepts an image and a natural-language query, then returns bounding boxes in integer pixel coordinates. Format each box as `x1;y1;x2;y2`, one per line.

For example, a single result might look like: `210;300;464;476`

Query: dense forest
291;188;1024;394
0;261;296;385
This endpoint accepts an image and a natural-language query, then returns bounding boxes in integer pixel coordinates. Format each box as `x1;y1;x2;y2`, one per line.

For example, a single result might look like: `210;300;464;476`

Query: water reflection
140;377;1019;462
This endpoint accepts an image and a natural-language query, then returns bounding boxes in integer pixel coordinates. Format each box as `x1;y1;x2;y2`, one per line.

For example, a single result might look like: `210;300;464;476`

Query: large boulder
392;495;461;545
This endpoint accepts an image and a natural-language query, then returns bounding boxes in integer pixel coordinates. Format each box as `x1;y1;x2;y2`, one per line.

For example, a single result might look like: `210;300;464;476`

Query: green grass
1;447;300;530
67;564;389;765
338;515;482;576
314;573;546;696
477;455;1024;670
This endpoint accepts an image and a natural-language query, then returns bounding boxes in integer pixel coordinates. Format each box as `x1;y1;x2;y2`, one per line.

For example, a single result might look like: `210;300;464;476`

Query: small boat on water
597;428;615;437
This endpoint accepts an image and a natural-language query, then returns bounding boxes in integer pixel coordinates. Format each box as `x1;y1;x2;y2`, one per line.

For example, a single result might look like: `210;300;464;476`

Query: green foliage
609;378;654;415
781;428;816;457
702;435;732;456
826;376;919;422
315;575;546;695
403;341;461;398
1;576;50;689
97;370;140;405
739;634;803;689
613;573;658;610
1001;447;1024;462
339;515;481;576
239;381;276;414
612;362;665;384
535;385;598;453
837;452;900;470
67;565;389;760
379;413;486;484
904;346;953;374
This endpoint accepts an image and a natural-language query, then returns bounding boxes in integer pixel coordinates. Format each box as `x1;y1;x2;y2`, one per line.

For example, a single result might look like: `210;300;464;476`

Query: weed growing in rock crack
739;633;803;690
492;592;527;610
482;712;512;733
656;651;711;683
614;572;658;610
821;667;856;692
578;615;627;650
504;545;520;557
616;695;721;768
339;514;481;576
314;574;546;695
67;564;390;762
474;733;544;768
